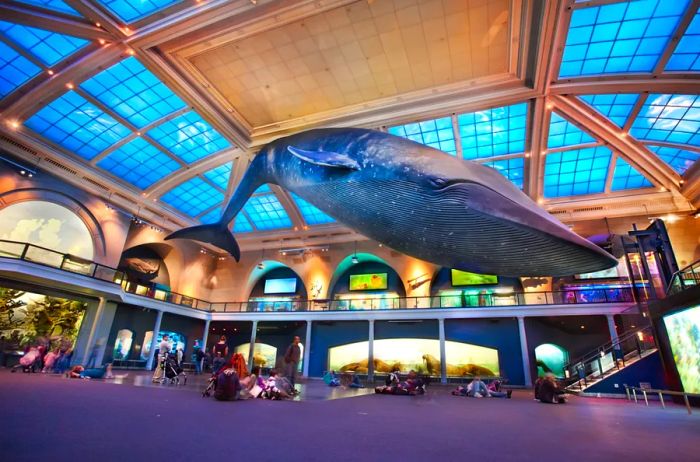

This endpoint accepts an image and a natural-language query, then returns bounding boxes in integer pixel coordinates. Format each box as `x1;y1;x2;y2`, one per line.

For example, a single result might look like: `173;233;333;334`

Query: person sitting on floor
11;346;41;373
323;370;341;387
534;376;545;401
41;348;60;373
239;366;262;398
538;373;566;404
214;367;241;401
262;370;292;399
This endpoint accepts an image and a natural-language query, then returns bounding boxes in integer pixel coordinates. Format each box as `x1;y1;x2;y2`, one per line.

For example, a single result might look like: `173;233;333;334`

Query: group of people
10;341;74;374
151;334;187;384
451;376;512;398
375;368;428;395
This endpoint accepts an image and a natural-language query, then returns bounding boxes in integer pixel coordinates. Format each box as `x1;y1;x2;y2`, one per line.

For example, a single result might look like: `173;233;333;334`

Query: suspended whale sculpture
165;128;617;276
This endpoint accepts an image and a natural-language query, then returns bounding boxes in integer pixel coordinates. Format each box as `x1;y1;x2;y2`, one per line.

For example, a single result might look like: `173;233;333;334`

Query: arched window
113;329;134;360
535;343;569;378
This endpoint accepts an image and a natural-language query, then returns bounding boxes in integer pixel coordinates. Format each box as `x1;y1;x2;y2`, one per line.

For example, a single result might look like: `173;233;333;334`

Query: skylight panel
544;146;612;198
254;184;271;194
243;194;293;231
161;176;224;217
457;103;527;160
0;41;41;98
0;20;89;67
547;112;596;149
202;162;232;190
96;137;179;189
579;94;640;128
630;94;700;145
24;90;130;160
80;57;186;128
611;157;653;191
146;111;231;163
14;0;81;16
666;11;700;71
646;144;700;174
233;214;253;233
388;117;457;155
559;0;688;77
98;0;184;23
291;193;335;225
482;157;525;190
199;207;221;225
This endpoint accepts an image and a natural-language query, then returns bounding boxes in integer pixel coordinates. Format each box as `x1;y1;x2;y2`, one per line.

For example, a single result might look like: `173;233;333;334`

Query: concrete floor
1;370;699;462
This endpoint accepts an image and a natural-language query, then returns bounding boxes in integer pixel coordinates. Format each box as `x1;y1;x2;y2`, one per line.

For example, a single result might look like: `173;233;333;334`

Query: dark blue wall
374;320;438;339
330;261;405;298
209;321;253;358
445;318;525;386
585;351;667;394
309;321;368;377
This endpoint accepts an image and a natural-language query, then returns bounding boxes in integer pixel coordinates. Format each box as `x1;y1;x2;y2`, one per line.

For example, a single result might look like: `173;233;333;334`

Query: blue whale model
166;128;617;276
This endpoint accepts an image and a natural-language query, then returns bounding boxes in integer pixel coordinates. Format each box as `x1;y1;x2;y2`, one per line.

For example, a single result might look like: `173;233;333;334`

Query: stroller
162;353;187;385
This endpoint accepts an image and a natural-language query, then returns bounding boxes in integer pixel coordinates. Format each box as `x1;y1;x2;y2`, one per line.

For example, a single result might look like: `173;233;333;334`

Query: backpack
214;370;241;401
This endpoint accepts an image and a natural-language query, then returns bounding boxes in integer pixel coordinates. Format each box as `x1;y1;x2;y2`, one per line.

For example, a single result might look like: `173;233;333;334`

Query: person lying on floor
537;373;566;404
323;370;341;387
67;364;124;379
452;376;511;398
375;370;425;395
261;370;293;399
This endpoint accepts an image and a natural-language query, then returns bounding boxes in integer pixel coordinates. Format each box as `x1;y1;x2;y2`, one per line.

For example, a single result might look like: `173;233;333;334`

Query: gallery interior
0;0;699;460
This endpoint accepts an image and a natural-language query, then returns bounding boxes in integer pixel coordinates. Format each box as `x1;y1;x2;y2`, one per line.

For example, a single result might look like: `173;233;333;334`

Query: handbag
250;384;263;398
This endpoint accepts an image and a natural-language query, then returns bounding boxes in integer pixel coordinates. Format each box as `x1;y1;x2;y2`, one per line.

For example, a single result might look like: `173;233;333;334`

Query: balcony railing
0;239;641;314
667;259;700;296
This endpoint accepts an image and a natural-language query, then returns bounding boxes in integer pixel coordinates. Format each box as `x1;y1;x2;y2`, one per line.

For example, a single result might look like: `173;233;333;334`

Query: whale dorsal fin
287;145;361;170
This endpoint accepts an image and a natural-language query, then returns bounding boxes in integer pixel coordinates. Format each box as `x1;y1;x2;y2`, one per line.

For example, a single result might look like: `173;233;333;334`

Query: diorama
663;305;700;393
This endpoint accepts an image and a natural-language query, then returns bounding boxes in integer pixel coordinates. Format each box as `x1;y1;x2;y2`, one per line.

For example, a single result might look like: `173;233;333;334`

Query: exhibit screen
451;269;498;286
663;305;700;393
349;273;388;291
264;278;297;294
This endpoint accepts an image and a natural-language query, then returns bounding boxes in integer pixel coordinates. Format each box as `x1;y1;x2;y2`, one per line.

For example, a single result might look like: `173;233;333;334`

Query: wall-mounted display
451;270;498;286
663;305;700;393
335;292;399;310
329;339;499;377
349;273;388;291
534;343;569;378
112;329;133;360
248;297;296;312
234;342;304;372
264;278;297;294
140;330;186;360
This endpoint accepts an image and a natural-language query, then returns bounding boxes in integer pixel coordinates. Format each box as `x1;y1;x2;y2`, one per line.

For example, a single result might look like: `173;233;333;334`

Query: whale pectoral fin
165;224;240;261
287;145;361;170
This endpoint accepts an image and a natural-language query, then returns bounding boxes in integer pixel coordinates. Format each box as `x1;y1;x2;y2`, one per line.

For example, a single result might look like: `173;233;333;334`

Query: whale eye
430;178;448;188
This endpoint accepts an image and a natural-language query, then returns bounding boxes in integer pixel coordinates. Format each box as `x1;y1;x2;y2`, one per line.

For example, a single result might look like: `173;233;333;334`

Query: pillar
438;318;447;384
145;310;163;370
81;297;107;365
302;320;312;377
518;316;533;387
200;318;210;370
247;320;258;372
606;314;619;343
368;319;375;382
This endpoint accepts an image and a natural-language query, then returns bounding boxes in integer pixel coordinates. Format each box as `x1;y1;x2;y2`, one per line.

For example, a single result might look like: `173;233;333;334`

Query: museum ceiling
0;0;698;254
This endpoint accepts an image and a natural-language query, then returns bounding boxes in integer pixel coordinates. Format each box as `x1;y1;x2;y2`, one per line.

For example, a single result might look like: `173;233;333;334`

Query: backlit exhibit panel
535;343;569;378
349;273;388;291
140;330;186;359
451;269;498;286
663;305;700;393
235;342;303;372
264;278;297;294
112;329;133;360
335;293;399;310
329;339;499;377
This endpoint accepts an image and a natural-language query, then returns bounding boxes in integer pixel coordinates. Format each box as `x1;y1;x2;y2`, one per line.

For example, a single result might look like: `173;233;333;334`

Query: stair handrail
666;258;700;296
563;325;655;373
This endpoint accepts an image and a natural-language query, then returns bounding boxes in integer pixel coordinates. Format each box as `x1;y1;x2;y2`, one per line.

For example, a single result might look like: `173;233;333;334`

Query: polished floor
1;370;699;462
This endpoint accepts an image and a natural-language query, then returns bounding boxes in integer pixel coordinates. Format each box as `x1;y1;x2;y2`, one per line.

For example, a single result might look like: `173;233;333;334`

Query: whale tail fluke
164;224;240;261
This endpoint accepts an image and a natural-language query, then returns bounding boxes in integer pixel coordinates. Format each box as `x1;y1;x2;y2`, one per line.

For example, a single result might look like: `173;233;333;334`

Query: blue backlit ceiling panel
24;90;130;160
579;94;640;128
243;194;293;231
0;41;41;98
611;157;653;191
98;0;184;23
483;157;525;190
647;145;700;174
388;117;457;155
666;11;700;71
457;103;527;159
544;146;612;198
199;207;221;225
291;193;335;225
14;0;81;16
147;111;231;163
96;137;179;189
161;177;224;217
560;0;688;77
630;94;700;145
202;162;232;190
0;20;89;66
80;57;186;128
233;214;253;233
548;112;596;148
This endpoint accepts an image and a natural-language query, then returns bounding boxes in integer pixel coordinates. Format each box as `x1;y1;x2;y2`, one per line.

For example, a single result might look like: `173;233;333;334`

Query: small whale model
166;128;617;276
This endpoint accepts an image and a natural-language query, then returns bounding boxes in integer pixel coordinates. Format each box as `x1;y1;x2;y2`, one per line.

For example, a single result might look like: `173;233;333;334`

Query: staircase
564;325;657;394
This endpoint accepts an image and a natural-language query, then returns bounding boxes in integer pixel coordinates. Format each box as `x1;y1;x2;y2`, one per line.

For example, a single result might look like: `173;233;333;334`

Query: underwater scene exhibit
534;343;569;378
328;338;499;376
234;342;304;372
140;331;186;359
663;305;700;393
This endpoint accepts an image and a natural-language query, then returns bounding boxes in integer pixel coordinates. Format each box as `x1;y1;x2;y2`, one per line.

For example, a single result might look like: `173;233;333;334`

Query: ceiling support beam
270;186;306;231
145;150;238;198
681;163;700;209
0;4;114;41
525;97;547;200
550;94;681;191
550;77;700;95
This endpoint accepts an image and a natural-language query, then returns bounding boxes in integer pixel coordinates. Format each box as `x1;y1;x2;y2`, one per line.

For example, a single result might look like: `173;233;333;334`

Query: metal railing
0;239;641;314
625;385;699;414
667;259;700;296
564;325;657;391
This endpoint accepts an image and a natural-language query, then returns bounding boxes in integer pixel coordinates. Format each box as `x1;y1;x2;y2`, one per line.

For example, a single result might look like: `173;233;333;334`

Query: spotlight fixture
351;241;359;264
257;262;265;270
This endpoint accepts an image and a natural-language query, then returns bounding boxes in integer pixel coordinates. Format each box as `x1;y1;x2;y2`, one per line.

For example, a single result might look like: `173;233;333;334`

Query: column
247;320;258;372
200;318;211;370
438;318;447;384
81;297;106;365
145;310;163;370
368;319;375;382
518;316;533;387
302;320;312;377
607;314;622;361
